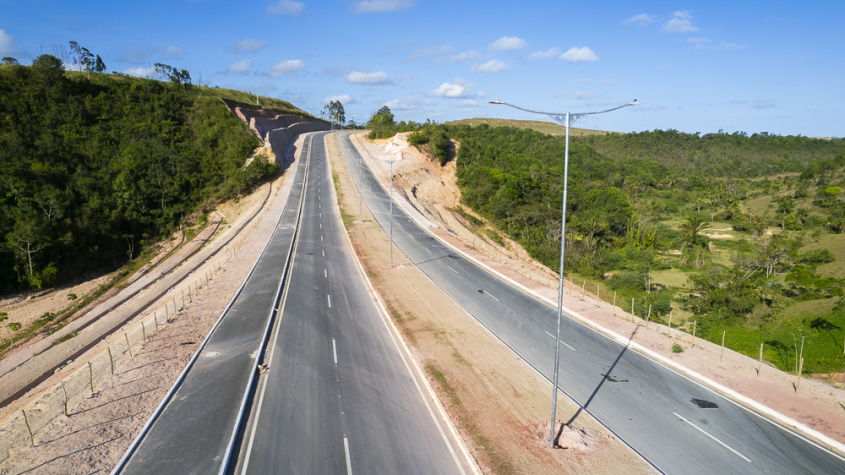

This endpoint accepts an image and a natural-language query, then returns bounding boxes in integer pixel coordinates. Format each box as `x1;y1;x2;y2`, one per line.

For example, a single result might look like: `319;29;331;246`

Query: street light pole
490;99;641;448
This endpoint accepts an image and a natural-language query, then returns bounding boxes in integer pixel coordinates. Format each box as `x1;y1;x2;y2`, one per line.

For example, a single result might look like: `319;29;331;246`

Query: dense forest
406;121;845;374
0;55;285;293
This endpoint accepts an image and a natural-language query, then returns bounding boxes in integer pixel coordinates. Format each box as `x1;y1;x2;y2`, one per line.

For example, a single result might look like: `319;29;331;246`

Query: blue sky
1;1;843;137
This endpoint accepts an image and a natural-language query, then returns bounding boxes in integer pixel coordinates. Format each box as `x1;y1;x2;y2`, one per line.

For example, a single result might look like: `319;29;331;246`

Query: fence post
613;292;616;316
758;343;764;377
692;321;696;346
88;361;94;392
62;381;69;416
797;357;804;392
108;347;115;375
631;298;635;323
142;321;147;341
580;280;586;301
668;311;673;337
596;285;600;307
720;331;726;362
125;332;133;357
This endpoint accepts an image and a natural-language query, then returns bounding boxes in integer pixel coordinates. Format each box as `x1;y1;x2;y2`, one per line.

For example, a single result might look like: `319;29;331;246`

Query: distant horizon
2;1;842;137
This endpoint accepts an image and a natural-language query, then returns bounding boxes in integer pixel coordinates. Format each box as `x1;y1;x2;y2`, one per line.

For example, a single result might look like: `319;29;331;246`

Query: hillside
0;57;308;294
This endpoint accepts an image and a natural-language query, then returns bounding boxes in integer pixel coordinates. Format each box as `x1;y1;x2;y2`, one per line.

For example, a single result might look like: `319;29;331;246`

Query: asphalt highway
339;132;845;474
233;133;472;474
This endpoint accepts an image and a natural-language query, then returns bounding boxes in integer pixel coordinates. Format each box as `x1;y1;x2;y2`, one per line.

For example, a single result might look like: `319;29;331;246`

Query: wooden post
797;357;804;392
758;343;763;377
125;332;132;357
154;312;159;331
613;292;617;316
142;321;147;341
720;331;726;362
596;285;600;307
668;311;673;337
22;409;34;447
631;298;635;323
692;321;697;346
88;361;94;392
581;280;586;301
62;381;69;416
108;347;115;375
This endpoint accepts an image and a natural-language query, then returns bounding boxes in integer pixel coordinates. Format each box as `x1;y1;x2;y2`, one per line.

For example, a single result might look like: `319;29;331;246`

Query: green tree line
0;55;276;292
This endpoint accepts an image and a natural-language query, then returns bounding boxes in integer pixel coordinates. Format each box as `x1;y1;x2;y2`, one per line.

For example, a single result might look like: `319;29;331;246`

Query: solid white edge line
328;132;478;475
343;436;353;475
673;412;752;463
348;134;845;461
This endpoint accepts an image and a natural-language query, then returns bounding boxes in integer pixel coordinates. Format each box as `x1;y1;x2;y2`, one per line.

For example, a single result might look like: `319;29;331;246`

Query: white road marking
324;269;327;278
426;248;432;254
447;265;458;274
673;412;751;463
327;294;332;308
333;338;338;365
544;331;576;351
320;223;323;229
322;250;325;257
485;291;500;302
321;235;323;242
344;436;353;475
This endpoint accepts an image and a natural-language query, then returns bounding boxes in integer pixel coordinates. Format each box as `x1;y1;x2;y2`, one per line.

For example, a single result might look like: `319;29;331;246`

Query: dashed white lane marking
485;291;500;302
544;331;576;351
426;248;432;254
343;436;353;475
324;269;327;278
322;250;325;257
327;294;332;308
333;338;338;365
447;265;458;274
673;412;751;463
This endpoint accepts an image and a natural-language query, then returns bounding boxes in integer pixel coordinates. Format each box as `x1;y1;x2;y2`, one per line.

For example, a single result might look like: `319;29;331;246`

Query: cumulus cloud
408;43;453;60
450;50;481;63
0;29;16;56
164;46;185;57
235;38;265;53
383;95;418;110
431;82;467;98
471;59;510;73
527;47;562;61
266;59;305;77
663;11;698;33
624;13;654;26
489;36;527;52
267;0;305;15
124;66;156;78
560;46;598;62
347;71;390;84
324;94;353;104
355;0;417;13
225;59;253;74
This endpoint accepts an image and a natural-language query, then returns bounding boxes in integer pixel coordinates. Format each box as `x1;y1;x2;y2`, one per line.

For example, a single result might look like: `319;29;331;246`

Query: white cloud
235;38;265;53
267;0;304;15
408;43;453;60
164;46;184;57
456;99;480;107
0;30;16;56
355;0;417;13
266;59;305;77
324;94;353;104
489;36;527;52
560;46;598;62
347;71;390;84
663;11;698;33
431;82;467;98
688;37;711;50
573;91;598;100
225;59;253;74
471;59;510;73
451;50;481;63
383;95;418;110
527;47;562;61
124;66;156;78
624;13;654;26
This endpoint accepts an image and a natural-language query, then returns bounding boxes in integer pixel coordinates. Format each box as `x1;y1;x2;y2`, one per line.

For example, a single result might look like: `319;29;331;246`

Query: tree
2;57;19;65
94;54;106;73
322;100;346;125
154;62;192;86
680;215;710;268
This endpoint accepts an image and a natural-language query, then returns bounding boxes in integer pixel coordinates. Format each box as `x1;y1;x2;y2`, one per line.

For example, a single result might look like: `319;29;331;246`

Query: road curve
233;133;473;474
339;131;845;475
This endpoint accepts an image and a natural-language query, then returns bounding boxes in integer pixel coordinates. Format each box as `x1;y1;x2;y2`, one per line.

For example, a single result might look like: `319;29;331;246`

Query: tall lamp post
490;99;641;448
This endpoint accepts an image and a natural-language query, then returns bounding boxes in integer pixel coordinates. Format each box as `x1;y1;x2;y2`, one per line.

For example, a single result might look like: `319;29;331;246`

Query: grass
51;330;78;346
801;233;845;279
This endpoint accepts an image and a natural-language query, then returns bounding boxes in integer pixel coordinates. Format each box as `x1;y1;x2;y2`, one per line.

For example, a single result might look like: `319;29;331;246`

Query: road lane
237;133;472;474
339;131;845;474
